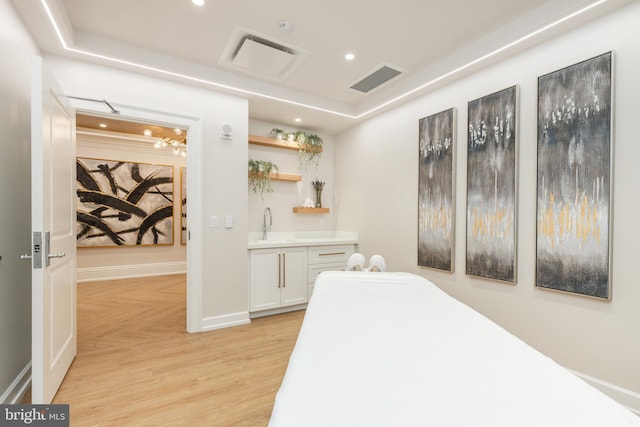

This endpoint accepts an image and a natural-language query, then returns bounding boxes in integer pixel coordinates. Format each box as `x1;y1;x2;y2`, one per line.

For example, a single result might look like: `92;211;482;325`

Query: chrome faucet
262;207;272;240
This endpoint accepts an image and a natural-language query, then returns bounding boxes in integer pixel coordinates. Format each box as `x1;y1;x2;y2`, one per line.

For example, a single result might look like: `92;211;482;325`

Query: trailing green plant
298;132;323;170
248;159;279;199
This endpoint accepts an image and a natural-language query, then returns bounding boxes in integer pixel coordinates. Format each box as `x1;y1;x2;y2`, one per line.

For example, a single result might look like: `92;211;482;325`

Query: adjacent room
1;0;639;425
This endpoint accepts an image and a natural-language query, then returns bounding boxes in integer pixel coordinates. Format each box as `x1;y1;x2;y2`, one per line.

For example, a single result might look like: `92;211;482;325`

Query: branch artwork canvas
466;86;518;283
536;52;613;299
418;108;455;272
76;157;174;247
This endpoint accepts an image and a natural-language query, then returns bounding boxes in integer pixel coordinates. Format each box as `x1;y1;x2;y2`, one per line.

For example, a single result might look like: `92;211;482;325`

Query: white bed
269;271;639;427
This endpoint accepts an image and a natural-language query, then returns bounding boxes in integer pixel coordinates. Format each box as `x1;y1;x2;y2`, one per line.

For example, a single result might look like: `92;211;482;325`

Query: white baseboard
201;311;250;332
249;304;306;319
77;261;187;283
0;363;31;404
570;369;640;416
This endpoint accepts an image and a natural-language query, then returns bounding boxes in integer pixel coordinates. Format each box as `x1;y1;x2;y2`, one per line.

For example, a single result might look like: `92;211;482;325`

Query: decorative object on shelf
301;198;316;208
299;133;323;170
270;128;288;142
312;178;325;208
536;51;612;299
248;159;279;199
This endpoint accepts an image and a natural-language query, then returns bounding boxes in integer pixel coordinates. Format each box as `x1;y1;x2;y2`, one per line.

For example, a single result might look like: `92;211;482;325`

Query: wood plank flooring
29;274;305;426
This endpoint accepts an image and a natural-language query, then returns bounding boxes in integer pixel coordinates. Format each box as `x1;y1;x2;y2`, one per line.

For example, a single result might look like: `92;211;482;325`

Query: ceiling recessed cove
220;26;310;81
349;64;404;94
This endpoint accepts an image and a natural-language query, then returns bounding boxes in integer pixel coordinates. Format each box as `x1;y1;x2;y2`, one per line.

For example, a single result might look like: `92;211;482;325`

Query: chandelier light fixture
151;128;187;157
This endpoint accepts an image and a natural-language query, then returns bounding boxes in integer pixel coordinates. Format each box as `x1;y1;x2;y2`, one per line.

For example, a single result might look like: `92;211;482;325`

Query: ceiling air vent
220;27;310;81
350;64;403;94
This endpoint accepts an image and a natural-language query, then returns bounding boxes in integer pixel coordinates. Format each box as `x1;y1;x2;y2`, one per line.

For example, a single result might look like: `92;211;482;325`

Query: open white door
29;56;77;404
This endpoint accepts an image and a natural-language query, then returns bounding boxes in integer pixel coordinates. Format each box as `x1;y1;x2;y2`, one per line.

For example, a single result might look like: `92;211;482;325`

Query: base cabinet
249;247;308;312
307;245;356;297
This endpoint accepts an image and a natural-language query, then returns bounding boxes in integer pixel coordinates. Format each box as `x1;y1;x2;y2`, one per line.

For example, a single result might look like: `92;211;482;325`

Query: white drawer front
307;244;355;265
308;263;347;284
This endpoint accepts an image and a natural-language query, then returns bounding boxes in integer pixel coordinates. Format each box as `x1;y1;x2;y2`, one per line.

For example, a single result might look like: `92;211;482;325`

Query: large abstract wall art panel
466;86;518;283
418;108;455;272
76;157;174;247
536;52;613;299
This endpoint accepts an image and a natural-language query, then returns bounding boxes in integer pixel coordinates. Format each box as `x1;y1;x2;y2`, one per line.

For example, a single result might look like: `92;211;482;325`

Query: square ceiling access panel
220;27;311;81
232;37;295;77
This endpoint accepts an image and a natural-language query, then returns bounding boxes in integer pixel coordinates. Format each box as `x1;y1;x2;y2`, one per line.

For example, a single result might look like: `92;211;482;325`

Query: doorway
71;102;204;332
75;114;188;280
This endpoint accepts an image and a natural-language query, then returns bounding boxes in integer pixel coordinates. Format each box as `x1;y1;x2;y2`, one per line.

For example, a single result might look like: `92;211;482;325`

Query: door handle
44;231;65;266
48;252;66;259
20;254;33;260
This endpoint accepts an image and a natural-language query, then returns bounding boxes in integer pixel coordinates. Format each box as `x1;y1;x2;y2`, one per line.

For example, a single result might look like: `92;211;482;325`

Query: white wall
248;119;334;234
46;56;249;327
0;0;38;403
76;131;187;282
335;1;640;409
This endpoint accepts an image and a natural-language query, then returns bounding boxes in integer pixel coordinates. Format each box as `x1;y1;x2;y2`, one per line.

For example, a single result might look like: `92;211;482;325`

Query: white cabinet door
280;247;308;307
249;248;281;312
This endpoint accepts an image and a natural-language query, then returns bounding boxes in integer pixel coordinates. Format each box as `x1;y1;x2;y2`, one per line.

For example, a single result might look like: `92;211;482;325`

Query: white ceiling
10;0;632;134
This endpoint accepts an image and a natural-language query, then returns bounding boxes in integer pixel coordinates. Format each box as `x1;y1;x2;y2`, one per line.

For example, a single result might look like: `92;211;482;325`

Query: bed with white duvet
269;271;639;427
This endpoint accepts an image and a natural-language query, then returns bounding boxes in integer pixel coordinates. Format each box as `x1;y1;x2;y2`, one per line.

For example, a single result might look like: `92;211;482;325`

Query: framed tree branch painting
466;86;518;283
76;157;174;247
536;52;613;299
181;166;187;245
418;108;455;272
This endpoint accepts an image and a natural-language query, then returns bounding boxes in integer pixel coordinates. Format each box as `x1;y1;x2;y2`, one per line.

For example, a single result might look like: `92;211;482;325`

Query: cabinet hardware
282;253;286;288
318;252;346;256
278;253;282;288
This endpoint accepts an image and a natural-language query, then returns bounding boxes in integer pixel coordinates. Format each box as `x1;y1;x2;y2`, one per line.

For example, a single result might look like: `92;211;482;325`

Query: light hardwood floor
26;274;305;426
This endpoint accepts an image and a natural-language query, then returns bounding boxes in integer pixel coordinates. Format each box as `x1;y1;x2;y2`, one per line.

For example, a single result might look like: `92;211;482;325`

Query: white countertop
248;231;358;249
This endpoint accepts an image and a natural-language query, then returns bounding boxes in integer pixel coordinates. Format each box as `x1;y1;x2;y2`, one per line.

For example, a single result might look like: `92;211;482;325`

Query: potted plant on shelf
270;128;288;140
248;159;279;199
299;133;323;170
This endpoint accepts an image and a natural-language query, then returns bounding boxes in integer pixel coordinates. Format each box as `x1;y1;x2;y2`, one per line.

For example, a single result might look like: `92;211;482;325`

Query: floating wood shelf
249;134;323;153
249;171;301;182
293;207;330;213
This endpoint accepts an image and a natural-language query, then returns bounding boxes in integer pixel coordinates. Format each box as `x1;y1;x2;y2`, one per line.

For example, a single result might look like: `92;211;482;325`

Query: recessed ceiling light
345;53;355;61
174;128;183;135
294;118;301;123
143;129;152;136
99;123;107;128
192;0;205;6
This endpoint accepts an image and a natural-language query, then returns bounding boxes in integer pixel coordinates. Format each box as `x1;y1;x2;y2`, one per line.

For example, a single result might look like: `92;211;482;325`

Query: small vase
315;189;322;208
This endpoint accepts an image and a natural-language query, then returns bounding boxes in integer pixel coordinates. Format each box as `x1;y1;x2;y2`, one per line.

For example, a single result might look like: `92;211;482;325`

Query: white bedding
269;271;640;427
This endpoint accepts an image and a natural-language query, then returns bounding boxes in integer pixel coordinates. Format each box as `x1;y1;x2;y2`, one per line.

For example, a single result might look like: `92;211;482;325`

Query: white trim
569;369;640;416
0;363;31;404
249;304;307;319
201;311;250;332
77;262;187;283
